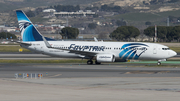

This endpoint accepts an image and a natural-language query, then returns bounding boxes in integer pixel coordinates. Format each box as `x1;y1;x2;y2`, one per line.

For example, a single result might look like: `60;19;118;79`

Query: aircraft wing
42;37;98;57
13;41;32;45
59;48;97;56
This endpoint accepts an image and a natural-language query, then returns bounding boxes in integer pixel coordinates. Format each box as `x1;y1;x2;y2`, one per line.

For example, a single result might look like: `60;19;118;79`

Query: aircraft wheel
157;62;161;65
87;60;93;65
95;60;101;65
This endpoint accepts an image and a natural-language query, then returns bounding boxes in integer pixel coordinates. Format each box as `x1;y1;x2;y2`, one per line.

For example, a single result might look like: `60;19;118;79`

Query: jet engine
96;54;115;62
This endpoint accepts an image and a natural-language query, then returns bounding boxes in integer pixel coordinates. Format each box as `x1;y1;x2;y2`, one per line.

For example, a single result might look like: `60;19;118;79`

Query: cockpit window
162;48;170;50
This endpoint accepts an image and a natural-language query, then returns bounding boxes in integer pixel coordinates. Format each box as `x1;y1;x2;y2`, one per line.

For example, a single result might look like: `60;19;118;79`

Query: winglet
42;36;52;48
94;37;98;42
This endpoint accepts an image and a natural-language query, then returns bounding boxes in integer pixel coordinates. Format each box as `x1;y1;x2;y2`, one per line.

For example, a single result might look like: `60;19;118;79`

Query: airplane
16;10;177;65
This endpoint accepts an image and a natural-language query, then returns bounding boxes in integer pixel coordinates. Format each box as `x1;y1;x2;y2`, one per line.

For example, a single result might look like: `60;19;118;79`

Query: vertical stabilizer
16;10;52;42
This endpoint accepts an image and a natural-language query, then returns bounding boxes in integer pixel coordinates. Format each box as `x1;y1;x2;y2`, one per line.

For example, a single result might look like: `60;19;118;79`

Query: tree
75;5;80;11
127;26;140;38
166;26;173;41
26;10;35;17
144;26;155;37
101;4;121;12
145;21;151;25
112;6;121;12
170;26;180;41
88;23;97;29
144;26;180;42
98;32;108;39
101;4;109;11
157;26;167;41
35;8;43;14
53;5;80;12
109;26;140;41
0;32;17;39
60;27;79;39
85;6;99;12
116;20;126;26
93;14;99;18
150;0;158;4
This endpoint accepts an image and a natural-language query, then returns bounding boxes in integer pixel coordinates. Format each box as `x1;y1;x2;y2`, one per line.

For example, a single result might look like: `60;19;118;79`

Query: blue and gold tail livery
16;10;53;42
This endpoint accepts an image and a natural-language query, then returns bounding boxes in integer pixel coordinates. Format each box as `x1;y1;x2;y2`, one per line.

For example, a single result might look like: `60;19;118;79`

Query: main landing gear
157;59;166;65
87;60;101;65
95;60;101;65
157;62;161;65
87;60;93;65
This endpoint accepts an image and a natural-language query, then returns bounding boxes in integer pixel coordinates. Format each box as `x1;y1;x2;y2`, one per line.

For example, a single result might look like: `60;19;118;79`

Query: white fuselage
20;41;177;61
15;10;177;64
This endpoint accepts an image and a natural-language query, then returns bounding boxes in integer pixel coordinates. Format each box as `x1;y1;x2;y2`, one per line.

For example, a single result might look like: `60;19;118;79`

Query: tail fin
16;10;53;42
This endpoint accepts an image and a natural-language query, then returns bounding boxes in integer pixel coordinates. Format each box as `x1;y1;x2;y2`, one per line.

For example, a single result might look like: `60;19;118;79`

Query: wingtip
42;36;52;48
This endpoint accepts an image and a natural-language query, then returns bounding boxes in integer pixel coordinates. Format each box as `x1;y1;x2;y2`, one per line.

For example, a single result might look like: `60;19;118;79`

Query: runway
0;63;180;78
1;63;180;101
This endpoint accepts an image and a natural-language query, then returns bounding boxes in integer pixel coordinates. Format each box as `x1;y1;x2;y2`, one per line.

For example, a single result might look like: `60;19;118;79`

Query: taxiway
0;63;180;101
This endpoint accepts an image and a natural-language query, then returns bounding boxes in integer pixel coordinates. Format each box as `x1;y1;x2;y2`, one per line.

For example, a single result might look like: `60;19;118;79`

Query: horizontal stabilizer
14;41;32;45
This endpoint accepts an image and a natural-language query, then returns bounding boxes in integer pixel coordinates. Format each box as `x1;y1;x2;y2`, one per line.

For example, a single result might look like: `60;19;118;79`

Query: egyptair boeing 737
16;10;177;65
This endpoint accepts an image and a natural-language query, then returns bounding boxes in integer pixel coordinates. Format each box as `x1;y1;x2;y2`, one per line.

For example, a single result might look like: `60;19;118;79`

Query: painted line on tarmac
128;61;180;64
49;74;62;77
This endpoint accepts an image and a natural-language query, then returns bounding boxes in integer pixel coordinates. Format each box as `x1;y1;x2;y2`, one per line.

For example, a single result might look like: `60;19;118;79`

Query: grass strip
128;61;180;64
0;59;87;63
0;46;30;52
169;47;180;53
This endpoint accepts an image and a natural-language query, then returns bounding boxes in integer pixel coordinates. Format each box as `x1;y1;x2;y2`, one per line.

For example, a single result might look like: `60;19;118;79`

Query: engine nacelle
96;54;115;62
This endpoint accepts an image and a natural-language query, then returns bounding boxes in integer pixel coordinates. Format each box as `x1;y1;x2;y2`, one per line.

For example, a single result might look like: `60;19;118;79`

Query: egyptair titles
69;44;105;51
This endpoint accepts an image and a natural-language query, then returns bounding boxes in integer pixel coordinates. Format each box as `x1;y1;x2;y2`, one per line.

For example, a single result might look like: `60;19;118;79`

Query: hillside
0;0;179;13
0;0;100;12
1;0;180;30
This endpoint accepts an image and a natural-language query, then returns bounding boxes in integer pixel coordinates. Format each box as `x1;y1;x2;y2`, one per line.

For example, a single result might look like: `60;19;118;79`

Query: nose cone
171;50;177;57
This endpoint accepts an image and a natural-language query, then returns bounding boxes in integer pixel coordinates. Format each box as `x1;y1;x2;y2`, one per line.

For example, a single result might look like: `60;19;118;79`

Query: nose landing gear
157;62;161;65
157;59;166;65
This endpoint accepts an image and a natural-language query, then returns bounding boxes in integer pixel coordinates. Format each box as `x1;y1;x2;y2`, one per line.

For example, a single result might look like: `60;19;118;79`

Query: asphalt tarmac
0;63;180;78
1;62;180;101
